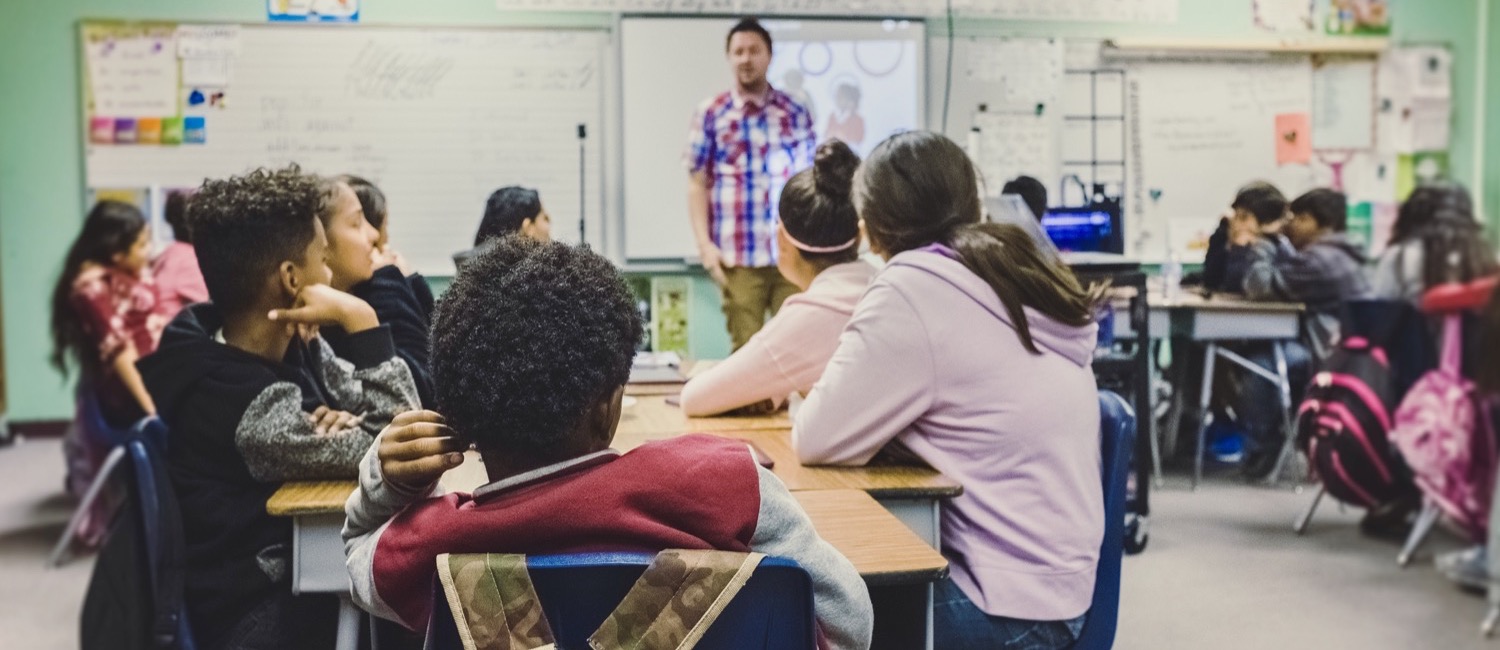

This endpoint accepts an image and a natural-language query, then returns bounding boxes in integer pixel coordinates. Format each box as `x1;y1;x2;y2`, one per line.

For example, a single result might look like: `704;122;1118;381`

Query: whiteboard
619;17;925;262
1125;59;1316;261
84;24;607;275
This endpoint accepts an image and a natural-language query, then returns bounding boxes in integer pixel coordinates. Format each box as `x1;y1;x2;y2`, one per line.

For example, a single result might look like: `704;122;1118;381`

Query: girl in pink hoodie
680;139;876;416
793;131;1104;649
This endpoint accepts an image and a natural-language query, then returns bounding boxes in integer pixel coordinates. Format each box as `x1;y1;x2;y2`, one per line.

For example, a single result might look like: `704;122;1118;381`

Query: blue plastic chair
426;552;816;649
1072;390;1137;650
51;387;139;565
94;417;195;649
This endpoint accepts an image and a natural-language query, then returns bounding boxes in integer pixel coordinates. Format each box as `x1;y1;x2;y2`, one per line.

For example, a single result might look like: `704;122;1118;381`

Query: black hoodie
137;303;419;649
319;265;436;408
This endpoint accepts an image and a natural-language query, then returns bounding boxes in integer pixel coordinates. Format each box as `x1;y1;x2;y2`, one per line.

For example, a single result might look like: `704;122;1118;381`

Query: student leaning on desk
791;131;1103;650
342;236;874;649
134;165;421;650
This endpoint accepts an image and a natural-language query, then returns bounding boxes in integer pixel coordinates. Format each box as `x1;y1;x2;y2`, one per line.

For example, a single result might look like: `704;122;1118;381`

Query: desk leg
1193;342;1218;490
870;583;932;650
926;582;935;650
1266;341;1298;485
336;595;361;650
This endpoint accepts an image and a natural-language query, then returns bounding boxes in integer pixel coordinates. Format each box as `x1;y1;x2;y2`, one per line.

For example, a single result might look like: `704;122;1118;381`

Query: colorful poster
84;24;179;118
268;0;360;23
1326;0;1391;35
651;277;691;356
1275;112;1312;165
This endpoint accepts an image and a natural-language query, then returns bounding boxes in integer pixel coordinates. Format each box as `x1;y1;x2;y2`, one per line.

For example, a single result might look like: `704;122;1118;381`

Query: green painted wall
1487;0;1500;232
0;0;1488;421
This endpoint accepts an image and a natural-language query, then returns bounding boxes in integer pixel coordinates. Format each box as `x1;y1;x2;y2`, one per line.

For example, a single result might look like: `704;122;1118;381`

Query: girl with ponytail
679;139;876;416
793;131;1104;649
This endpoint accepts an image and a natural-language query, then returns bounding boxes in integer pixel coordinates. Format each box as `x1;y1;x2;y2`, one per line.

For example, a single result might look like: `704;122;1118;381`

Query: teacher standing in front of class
686;17;817;350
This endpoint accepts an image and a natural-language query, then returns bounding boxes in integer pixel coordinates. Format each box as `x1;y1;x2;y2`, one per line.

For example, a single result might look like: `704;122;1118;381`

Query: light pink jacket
151;242;208;318
793;247;1103;621
680;261;876;416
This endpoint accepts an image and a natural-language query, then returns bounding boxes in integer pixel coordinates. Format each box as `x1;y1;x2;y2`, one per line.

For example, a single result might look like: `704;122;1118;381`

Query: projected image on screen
767;22;921;158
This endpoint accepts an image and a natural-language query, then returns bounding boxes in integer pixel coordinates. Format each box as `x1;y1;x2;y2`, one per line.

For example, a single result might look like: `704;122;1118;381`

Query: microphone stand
577;123;587;248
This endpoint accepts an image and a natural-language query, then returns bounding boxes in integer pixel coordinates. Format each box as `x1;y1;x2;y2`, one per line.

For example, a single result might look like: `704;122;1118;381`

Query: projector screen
620;17;925;261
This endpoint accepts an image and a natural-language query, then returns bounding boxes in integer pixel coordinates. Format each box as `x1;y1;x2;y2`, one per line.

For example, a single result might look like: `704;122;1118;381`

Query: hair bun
812;139;860;201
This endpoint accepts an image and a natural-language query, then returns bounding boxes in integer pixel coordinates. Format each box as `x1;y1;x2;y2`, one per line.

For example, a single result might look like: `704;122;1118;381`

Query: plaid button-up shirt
685;87;816;268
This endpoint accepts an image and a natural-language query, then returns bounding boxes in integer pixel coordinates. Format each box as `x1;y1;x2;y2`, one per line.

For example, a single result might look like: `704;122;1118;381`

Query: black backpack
80;426;193;650
1295;337;1417;507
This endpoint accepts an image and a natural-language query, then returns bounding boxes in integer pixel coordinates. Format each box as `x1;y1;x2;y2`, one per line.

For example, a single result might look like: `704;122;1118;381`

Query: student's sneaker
1437;546;1490;592
1210;431;1245;464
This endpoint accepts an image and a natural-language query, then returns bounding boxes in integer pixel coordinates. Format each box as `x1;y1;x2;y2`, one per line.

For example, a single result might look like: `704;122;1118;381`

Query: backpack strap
1440;313;1463;373
435;553;557;650
589;550;766;650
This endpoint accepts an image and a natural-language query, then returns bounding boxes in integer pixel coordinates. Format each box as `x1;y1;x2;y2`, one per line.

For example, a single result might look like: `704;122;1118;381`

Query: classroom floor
1;438;1494;649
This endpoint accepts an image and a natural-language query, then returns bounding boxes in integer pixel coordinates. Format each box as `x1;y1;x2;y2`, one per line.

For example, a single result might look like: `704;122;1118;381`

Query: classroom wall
1487;0;1499;231
0;0;1489;421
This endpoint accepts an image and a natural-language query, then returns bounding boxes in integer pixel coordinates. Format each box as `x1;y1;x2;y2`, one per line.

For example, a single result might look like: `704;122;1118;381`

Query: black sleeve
1199;218;1230;291
407;274;436;321
352;266;436;408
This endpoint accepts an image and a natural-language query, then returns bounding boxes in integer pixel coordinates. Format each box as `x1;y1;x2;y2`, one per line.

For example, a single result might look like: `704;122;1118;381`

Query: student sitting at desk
343;236;873;649
1217;188;1368;477
1001;175;1047;222
1199;181;1288;292
1242;188;1371;356
341;174;436;317
137;166;420;650
1371;182;1496;303
792;131;1102;650
316;175;437;408
452;185;553;270
152;190;209;318
679;140;875;416
52;201;170;545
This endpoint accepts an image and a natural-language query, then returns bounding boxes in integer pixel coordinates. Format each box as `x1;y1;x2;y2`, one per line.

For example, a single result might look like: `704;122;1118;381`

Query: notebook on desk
629;351;686;384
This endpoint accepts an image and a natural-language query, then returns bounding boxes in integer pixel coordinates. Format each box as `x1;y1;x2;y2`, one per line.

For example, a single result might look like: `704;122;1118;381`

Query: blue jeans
1232;340;1312;458
933;578;1086;650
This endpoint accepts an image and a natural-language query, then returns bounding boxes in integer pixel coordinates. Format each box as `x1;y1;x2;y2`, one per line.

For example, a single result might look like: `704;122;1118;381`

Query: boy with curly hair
343;236;873;649
137;165;420;649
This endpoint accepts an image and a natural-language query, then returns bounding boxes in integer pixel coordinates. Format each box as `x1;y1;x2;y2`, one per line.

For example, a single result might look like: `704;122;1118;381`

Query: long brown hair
50;201;147;376
855;131;1097;353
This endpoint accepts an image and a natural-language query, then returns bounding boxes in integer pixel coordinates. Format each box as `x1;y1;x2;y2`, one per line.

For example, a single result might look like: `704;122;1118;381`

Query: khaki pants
721;266;800;351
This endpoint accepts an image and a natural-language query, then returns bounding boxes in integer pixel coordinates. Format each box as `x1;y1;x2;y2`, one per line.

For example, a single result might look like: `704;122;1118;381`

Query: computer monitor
1042;206;1124;254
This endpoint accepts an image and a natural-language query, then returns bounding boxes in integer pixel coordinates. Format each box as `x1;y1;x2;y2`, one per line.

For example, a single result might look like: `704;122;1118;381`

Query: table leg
925;582;935;650
1266;341;1299;485
336;595;361;650
1193;342;1218;490
870;583;932;650
1148;342;1166;487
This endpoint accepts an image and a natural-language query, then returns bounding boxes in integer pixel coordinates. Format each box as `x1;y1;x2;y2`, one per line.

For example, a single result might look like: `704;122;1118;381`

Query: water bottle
1162;248;1183;302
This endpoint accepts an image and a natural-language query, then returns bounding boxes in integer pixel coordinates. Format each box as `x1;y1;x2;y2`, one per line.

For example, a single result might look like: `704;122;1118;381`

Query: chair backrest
1338;299;1437;398
426;552;816;650
1072;390;1136;650
127;418;195;650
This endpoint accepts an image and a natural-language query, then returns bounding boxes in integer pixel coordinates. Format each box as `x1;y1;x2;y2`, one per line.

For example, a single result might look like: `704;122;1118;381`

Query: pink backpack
1389;315;1499;542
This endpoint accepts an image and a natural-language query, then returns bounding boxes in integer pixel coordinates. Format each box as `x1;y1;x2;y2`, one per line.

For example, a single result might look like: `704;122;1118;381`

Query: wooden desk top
1147;290;1304;313
617;395;793;436
267;483;945;584
794;489;948;584
614;428;963;499
268;424;962;517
